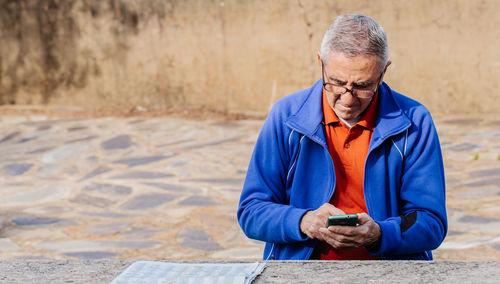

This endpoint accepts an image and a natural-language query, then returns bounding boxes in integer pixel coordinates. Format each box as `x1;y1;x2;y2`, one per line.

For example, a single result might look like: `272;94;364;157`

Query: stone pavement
0;113;499;261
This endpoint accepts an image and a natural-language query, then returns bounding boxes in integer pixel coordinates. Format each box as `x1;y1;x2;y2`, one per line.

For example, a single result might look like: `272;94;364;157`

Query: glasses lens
325;84;347;95
353;89;375;99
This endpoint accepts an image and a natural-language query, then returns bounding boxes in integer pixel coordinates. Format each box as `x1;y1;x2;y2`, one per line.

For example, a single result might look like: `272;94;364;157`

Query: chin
338;112;356;121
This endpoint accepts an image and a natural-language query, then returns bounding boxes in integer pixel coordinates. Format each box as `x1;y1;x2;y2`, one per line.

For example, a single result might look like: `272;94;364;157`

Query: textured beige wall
0;0;499;115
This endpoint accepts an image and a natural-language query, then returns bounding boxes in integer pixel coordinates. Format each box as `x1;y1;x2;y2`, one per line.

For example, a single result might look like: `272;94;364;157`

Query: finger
322;231;361;249
328;225;359;237
357;213;372;225
322;203;345;216
322;227;358;244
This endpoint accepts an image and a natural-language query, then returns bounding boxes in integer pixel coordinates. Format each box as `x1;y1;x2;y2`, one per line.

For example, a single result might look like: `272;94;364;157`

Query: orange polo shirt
310;91;381;260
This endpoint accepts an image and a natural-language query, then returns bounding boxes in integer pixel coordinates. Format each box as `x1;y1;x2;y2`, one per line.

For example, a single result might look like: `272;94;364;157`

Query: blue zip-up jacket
237;80;447;260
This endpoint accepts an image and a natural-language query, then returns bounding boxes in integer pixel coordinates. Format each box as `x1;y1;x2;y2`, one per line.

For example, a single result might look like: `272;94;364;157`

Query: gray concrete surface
0;260;498;283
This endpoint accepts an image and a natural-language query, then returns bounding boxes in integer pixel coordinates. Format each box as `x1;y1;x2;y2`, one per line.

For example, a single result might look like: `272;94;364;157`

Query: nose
339;90;356;106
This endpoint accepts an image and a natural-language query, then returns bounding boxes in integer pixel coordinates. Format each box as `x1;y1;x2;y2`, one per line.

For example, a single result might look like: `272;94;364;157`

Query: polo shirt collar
286;80;412;147
322;90;379;131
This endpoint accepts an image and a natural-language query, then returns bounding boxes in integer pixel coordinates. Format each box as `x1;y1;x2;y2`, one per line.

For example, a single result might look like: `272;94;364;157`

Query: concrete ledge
0;260;498;283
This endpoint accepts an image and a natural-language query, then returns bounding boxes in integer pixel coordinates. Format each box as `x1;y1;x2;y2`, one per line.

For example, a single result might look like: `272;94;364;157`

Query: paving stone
142;182;203;194
439;237;500;250
463;178;500;187
0;238;21;252
87;222;132;235
210;121;242;128
445;142;481;152
29;115;48;122
36;125;51;131
17;129;50;144
163;158;190;169
0;132;20;144
454;188;500;198
0;116;27;124
446;230;466;237
2;114;500;261
128;119;145;124
445;177;460;185
36;240;162;252
79;166;112;181
469;168;500;178
177;227;223;251
157;139;192;147
64;251;122;259
41;143;89;163
111;171;174;179
18;137;36;144
65;135;98;144
67;126;88;132
178;195;218;207
466;130;500;137
120;227;165;239
70;194;115;208
80;212;130;219
101;135;134;150
0;184;70;206
37;164;62;176
27;147;54;154
457;215;500;224
211;247;262;259
441;118;478;125
181;177;244;185
112;155;173;167
2;163;33;176
120;193;177;210
179;137;243;150
82;183;132;195
10;216;69;226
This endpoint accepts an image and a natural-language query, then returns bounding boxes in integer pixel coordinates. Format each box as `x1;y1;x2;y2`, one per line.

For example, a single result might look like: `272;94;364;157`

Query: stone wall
0;0;498;115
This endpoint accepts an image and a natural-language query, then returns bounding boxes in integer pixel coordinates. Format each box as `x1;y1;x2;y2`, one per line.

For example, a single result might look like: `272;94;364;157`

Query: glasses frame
321;61;384;99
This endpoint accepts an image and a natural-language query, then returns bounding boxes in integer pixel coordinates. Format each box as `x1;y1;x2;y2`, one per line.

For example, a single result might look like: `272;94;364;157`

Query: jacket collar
285;79;412;149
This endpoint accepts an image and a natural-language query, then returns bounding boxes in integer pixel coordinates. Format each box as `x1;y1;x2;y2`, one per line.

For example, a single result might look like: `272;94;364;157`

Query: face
319;52;389;122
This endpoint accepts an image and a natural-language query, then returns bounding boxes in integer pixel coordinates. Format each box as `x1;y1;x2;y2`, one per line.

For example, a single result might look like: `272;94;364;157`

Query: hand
318;213;381;249
300;203;345;240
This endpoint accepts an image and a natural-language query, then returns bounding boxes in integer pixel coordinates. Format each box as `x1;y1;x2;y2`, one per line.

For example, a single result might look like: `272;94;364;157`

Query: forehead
323;52;382;79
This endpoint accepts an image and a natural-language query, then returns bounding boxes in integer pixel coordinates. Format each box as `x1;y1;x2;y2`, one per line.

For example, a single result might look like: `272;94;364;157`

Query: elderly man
237;14;447;260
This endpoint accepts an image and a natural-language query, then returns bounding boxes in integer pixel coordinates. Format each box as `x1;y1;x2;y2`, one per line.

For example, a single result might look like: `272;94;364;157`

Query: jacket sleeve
371;108;448;256
237;105;310;244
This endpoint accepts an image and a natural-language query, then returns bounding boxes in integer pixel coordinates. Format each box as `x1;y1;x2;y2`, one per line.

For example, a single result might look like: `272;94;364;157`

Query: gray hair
321;14;388;66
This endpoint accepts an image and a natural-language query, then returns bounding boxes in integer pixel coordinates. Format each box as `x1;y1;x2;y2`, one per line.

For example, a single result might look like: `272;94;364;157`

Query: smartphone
326;214;358;227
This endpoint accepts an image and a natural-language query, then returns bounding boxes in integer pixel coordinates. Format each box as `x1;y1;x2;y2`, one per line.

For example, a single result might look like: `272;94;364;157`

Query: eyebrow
328;76;346;85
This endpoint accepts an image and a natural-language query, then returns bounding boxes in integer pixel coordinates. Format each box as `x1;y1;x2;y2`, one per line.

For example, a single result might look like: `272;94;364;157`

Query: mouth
336;103;358;112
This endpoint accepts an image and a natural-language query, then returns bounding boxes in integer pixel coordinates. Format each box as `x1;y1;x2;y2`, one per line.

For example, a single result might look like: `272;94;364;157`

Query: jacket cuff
368;219;401;255
287;208;311;242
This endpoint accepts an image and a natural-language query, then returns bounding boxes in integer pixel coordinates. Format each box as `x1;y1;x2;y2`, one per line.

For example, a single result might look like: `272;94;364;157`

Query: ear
379;60;392;85
317;51;323;68
384;60;392;72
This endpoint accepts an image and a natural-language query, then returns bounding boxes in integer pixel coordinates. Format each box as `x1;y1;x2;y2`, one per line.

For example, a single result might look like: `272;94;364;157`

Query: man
237;14;447;260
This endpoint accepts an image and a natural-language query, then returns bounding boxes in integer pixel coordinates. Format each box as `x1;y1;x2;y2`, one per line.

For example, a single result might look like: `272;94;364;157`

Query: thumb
325;204;345;216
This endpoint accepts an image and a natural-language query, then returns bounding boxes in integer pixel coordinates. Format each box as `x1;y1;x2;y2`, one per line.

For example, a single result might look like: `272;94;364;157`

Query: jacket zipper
363;125;411;260
290;126;336;260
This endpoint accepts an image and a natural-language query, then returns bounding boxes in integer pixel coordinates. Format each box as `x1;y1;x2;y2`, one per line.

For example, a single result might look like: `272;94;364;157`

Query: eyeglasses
322;61;383;99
